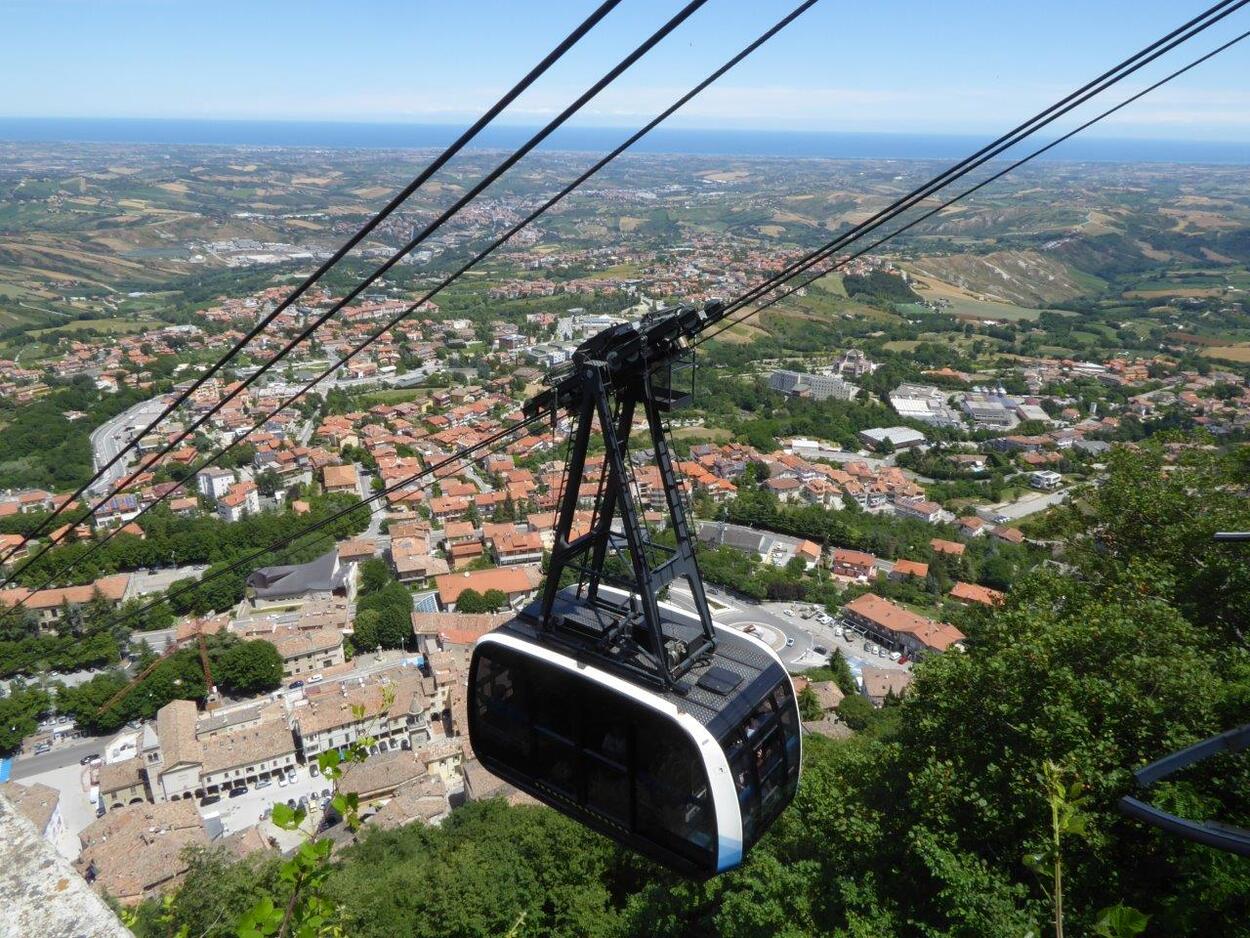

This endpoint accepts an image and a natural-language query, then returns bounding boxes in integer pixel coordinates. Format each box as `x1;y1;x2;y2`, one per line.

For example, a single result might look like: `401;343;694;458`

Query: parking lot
764;601;912;674
202;737;413;837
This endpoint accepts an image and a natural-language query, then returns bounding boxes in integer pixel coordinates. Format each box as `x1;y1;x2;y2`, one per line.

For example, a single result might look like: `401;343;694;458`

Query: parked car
278;775;288;787
200;794;221;807
96;804;107;818
876;646;886;657
309;763;320;778
286;769;298;783
833;626;844;638
34;743;51;754
783;609;794;617
228;787;248;798
286;798;297;809
256;778;272;790
307;674;323;684
288;680;305;690
79;753;100;765
320;788;331;800
889;651;902;662
742;624;757;634
813;645;828;656
298;795;308;808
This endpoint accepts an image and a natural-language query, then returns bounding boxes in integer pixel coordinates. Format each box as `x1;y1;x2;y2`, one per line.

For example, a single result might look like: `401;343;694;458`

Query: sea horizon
1;116;1248;165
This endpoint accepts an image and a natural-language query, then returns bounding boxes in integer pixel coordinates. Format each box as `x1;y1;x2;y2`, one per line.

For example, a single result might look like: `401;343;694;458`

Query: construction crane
97;618;221;717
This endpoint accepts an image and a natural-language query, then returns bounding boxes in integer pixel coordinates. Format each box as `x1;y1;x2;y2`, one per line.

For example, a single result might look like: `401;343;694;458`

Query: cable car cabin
468;588;801;877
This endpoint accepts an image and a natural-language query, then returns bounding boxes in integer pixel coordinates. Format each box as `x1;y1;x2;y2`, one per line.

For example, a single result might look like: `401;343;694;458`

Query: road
123;564;210;601
89;395;172;495
8;734;112;782
667;582;912;677
980;487;1069;522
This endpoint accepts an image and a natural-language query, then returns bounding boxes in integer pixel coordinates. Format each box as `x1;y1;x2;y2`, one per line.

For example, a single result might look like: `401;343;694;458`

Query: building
860;666;914;706
410;611;511;660
696;521;822;570
929;538;966;558
1029;469;1063;490
830;547;876;581
769;369;857;402
262;626;346;678
291;675;433;760
0;573;130;629
0;781;64;842
390;535;450;584
950;581;1006;606
98;757;150;811
857;426;927;451
74;800;209;905
888;384;962;428
322;464;360;495
489;529;544;566
217;481;259;522
841;593;965;657
146;700;299;802
433;566;543;612
894;498;943;523
196;467;235;502
245;549;354;609
890;558;929;581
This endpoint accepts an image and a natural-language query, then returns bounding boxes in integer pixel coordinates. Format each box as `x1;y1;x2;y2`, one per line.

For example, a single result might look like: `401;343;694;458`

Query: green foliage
0;378;147;490
355;572;412;651
358;557;391;595
215;639;283;696
797;684;823;721
834;693;875;732
141;443;1250;938
0;683;52;755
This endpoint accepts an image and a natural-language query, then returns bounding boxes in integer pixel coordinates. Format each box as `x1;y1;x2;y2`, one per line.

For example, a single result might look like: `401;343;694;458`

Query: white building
196;467;235;502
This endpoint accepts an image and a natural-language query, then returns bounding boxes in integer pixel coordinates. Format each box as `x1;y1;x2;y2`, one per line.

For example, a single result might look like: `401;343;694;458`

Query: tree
480;589;508;612
352;609;381;654
0;684;52;755
215;640;284;695
359;558;392;595
827;648;857;696
797;684;823;721
455;588;487;614
834;693;874;731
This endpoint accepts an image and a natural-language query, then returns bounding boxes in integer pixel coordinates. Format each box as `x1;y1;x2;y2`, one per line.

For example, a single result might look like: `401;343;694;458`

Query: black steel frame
527;307;726;689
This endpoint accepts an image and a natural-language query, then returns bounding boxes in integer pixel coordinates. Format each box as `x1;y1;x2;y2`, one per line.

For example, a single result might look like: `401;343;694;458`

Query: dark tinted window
723;677;801;850
473;645;530;762
635;706;715;863
472;644;714;865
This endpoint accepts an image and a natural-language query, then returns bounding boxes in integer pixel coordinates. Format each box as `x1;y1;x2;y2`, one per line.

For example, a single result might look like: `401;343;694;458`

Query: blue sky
3;0;1249;140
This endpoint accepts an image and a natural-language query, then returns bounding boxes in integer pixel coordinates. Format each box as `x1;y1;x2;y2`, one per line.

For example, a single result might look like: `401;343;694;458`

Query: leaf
271;802;295;829
1093;904;1149;938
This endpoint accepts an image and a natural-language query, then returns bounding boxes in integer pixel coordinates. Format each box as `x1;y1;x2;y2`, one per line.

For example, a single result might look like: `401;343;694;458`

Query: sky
2;0;1249;141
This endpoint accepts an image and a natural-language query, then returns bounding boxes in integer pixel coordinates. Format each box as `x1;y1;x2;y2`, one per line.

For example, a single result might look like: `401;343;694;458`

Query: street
666;582;911;678
9;734;111;782
980;486;1069;522
89;395;172;495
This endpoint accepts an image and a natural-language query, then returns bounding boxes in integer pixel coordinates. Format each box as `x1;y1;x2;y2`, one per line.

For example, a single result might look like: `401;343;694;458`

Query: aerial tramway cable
0;0;712;592
0;0;626;572
695;0;1250;345
76;410;551;644
0;0;707;581
1;0;820;617
695;25;1250;345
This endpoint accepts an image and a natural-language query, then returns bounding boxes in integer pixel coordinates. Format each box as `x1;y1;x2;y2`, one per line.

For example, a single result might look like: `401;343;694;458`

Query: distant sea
1;117;1248;164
